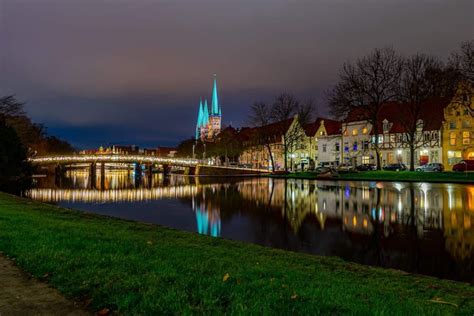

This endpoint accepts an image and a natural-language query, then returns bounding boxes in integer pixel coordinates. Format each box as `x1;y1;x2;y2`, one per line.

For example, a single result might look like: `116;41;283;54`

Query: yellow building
442;84;474;170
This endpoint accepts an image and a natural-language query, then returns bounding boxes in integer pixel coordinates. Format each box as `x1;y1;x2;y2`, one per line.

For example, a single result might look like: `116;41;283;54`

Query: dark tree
0;118;32;194
328;47;403;169
0;95;75;155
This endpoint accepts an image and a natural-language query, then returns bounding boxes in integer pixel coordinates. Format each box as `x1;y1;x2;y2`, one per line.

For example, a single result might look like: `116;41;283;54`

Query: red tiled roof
236;118;295;143
322;119;342;135
303;118;324;137
365;98;450;134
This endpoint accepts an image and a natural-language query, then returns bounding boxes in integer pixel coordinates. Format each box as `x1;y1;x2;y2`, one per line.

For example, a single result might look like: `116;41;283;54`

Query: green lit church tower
195;75;222;141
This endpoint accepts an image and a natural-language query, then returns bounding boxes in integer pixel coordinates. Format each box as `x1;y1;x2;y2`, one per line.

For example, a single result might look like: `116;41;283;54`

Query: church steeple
203;99;209;124
211;74;220;116
196;99;204;139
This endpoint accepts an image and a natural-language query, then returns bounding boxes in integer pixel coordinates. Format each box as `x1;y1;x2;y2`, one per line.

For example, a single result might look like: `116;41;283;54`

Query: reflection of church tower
195;75;222;141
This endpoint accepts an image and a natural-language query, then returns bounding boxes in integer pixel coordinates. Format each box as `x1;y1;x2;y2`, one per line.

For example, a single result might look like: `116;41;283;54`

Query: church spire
196;99;204;139
203;99;210;124
211;74;220;116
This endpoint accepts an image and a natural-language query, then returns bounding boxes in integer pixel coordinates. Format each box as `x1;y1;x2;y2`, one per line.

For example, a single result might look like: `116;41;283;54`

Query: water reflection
28;170;473;282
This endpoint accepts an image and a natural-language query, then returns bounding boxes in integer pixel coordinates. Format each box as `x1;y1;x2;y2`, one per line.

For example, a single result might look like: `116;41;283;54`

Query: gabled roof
304;117;342;137
322;119;342;136
303;118;324;137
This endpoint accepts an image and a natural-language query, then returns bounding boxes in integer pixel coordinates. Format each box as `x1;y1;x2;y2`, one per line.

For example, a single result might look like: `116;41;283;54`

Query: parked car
315;166;332;174
383;163;407;171
337;163;355;172
415;163;444;172
452;160;474;172
356;164;376;171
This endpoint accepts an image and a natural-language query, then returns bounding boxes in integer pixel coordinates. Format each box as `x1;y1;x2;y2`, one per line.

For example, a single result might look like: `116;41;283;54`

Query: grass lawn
272;171;474;183
0;192;473;314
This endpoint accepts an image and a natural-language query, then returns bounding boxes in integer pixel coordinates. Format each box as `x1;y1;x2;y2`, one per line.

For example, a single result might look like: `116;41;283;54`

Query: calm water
28;170;473;282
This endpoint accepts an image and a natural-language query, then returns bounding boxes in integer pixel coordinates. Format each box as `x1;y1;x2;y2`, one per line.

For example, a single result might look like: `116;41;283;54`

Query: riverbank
271;170;474;183
0;193;473;314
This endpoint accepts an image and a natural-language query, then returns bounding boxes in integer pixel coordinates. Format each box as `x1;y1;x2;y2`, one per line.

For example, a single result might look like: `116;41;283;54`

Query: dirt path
0;254;90;316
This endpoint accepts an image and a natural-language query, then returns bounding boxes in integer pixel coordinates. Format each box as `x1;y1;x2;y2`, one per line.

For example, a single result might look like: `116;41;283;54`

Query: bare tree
249;101;276;170
328;47;403;169
396;54;446;171
270;93;300;122
449;40;474;115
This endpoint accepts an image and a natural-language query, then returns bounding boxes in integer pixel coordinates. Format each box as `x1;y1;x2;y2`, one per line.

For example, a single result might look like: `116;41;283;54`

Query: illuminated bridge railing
29;154;201;166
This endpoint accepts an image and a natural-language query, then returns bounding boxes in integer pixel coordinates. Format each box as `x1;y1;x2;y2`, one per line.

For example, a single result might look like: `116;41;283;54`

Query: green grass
0;193;473;314
272;171;474;183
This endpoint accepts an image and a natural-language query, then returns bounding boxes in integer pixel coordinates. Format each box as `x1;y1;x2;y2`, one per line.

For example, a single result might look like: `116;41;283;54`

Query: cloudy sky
1;0;472;148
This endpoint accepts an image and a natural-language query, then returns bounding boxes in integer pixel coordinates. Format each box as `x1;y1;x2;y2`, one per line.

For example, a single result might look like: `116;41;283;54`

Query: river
27;170;473;282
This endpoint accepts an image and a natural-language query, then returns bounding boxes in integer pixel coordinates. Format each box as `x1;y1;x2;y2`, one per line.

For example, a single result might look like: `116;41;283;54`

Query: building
195;76;222;142
314;119;342;167
442;85;474;170
238;117;299;171
373;100;447;167
340;108;374;166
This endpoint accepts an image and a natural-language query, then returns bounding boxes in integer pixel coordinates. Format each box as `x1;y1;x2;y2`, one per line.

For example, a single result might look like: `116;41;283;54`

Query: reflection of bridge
29;154;270;176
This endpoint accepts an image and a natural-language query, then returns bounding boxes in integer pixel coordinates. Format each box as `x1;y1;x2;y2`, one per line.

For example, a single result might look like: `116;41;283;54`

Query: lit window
463;131;470;144
450;132;457;146
352;129;358;136
362;127;368;134
343;129;348;136
353;142;358;151
447;150;462;165
378;135;383;144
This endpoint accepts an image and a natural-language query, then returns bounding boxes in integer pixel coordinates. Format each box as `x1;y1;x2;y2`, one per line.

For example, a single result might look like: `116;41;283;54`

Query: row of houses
233;87;473;171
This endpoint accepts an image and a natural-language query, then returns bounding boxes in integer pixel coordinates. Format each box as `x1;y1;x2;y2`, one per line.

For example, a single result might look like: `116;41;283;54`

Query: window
463;131;470;145
383;120;390;133
344;142;349;152
362;127;368;134
322;144;327;152
390;135;395;143
447;150;462;165
449;121;456;129
450;132;457;146
353;142;358;151
320;131;326;136
416;119;424;130
378;135;383;144
335;142;340;152
362;156;370;164
462;120;471;128
352;129;358;136
343;129;348;136
362;141;369;150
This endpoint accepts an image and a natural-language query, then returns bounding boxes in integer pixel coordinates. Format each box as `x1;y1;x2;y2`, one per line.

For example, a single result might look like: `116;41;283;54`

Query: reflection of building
442;186;473;261
195;76;222;141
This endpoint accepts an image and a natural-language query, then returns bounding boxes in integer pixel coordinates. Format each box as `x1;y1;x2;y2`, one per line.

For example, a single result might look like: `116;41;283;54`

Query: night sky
1;0;472;149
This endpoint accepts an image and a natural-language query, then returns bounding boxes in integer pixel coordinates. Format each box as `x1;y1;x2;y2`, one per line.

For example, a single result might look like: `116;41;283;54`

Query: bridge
29;154;270;176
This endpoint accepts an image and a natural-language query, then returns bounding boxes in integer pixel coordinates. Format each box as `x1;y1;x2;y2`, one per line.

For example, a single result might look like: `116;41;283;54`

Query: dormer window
382;119;390;133
416;119;424;131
